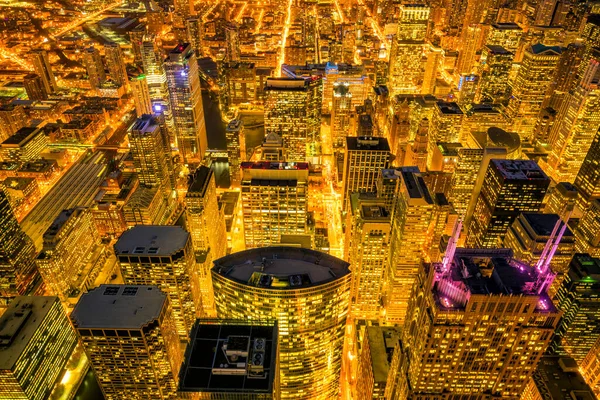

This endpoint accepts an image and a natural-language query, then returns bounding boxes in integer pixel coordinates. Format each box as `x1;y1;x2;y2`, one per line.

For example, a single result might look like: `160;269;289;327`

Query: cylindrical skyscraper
212;247;351;400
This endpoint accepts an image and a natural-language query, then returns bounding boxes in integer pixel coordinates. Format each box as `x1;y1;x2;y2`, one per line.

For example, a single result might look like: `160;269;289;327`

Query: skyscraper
225;119;246;186
347;194;391;320
35;207;101;309
212;247;351;400
0;296;78;400
0;188;40;312
83;46;106;90
23;73;47;101
130;74;153;117
507;44;562;141
402;249;560;397
388;4;430;95
384;167;434;324
264;77;322;161
164;43;206;165
185;18;202;56
184;166;226;317
114;226;201;341
426;101;464;169
331;82;353;149
466;159;550;248
104;42;129;89
476;45;513;103
545;181;578;220
29;49;58;94
553;253;600;362
575;127;600;209
71;285;182;400
574;200;600;257
240;161;309;248
342;137;390;210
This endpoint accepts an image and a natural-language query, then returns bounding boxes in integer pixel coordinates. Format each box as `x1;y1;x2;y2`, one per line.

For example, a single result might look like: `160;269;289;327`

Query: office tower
104;42;128;89
129;24;146;65
260;132;286;161
23;73;47;101
406;118;429;171
503;213;575;273
347;194;391;320
178;320;280;399
0;296;78;399
576;15;600;89
225;119;246;186
544;54;600;183
186;18;202;56
466;159;550;248
264;78;322;161
355;326;403;400
165;43;206;165
575;128;600;209
35;207;101;308
129;114;174;189
426;101;463;170
456;24;483;76
582;336;600;397
522;356;595;399
461;105;510;143
507;44;561;141
0;104;26;143
545;182;578;220
545;43;585;109
342;137;390;210
385;167;434;324
71;285;182;400
388;5;430;95
331;82;352;149
131;74;153;117
422;45;441;95
114;226;200;341
225;23;241;63
486;22;523;54
574;200;600;257
223;62;257;107
212;247;351;400
321;64;370;114
553;254;600;362
240;161;308;248
456;74;479;106
0;126;48;165
477;45;513;103
83;46;106;90
0;188;40;311
402;249;560;397
29;49;58;93
184;166;227;316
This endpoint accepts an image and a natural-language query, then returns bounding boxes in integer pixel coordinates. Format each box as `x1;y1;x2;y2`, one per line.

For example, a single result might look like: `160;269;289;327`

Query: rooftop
567;254;600;284
491;159;549;181
485;45;512;54
241;161;309;170
114;225;190;256
1;126;41;147
187;165;212;196
491;22;522;30
213;247;350;289
520;213;574;238
0;297;60;369
346;136;390;151
366;326;400;383
179;321;278;394
529;43;562;56
436;101;463;115
532;356;595;400
70;285;167;329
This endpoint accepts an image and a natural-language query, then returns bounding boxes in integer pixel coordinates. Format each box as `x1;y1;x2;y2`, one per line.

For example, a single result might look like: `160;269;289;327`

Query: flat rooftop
114;225;189;256
366;326;400;383
241;161;309;170
179;321;277;394
520;213;574;237
346;136;390;151
0;297;60;369
485;45;512;54
491;159;549;181
70;285;167;329
187;165;212;195
1;126;40;146
213;247;350;289
436;101;463;115
532;356;595;400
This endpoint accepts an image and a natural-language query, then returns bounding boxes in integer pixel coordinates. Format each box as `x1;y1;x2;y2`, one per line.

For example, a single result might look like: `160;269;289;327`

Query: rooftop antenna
441;218;462;275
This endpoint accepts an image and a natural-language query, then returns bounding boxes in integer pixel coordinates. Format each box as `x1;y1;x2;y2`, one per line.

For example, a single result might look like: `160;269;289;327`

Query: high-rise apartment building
104;42;129;89
544;53;600;183
466;159;550;248
0;296;78;400
165;43;206;165
574;200;600;257
225;119;246;186
342;137;390;210
178;320;280;399
83;46;106;90
23;73;47;101
388;5;430;95
507;44;562;141
477;45;513;103
212;247;351;400
264;77;322;161
114;225;200;341
184;166;226;317
347;194;391;321
240;162;309;248
384;167;434;324
0;188;40;312
71;285;182;400
402;249;560;397
131;74;153;117
29;49;58;94
35;207;101;309
553;253;600;362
